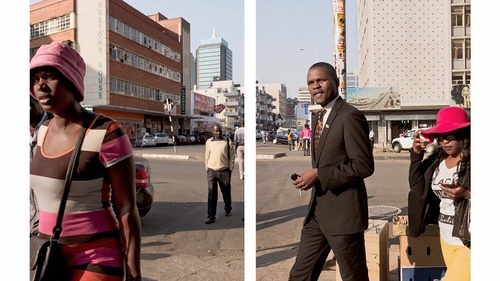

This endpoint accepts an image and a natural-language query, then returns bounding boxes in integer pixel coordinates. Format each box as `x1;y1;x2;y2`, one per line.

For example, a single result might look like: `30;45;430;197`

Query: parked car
187;135;199;144
153;133;170;146
196;134;207;144
175;135;191;145
166;134;176;145
135;135;156;147
273;131;299;144
134;156;154;217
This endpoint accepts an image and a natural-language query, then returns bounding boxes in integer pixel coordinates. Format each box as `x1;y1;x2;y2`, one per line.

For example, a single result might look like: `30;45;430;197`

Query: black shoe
205;217;215;224
225;211;232;217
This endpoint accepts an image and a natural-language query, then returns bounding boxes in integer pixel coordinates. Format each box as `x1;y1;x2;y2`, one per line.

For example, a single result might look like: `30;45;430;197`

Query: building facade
354;0;471;147
194;80;244;132
30;0;194;139
195;29;233;90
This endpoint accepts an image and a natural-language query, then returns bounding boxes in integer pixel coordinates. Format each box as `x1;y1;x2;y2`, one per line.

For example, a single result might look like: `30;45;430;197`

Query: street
137;154;244;281
135;143;412;280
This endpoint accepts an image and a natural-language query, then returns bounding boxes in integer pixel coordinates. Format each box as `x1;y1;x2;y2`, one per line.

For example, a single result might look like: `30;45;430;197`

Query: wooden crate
336;220;389;281
399;235;445;266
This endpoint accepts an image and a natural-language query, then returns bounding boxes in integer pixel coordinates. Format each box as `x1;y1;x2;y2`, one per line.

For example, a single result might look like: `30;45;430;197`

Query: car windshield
156;133;167;137
145;136;154;140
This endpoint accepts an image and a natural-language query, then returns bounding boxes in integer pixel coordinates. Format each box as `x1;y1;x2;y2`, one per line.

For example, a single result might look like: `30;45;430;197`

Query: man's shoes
205;217;215;224
225;211;232;217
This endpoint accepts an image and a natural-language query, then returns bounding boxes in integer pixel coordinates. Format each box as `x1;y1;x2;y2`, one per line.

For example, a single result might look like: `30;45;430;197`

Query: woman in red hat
408;106;470;281
30;42;141;281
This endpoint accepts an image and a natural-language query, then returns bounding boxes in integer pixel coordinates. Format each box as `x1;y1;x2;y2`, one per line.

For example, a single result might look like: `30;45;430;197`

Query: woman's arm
108;156;142;280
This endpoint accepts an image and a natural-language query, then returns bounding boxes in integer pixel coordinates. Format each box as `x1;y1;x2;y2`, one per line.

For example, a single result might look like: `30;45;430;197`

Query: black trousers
289;217;369;281
206;168;232;218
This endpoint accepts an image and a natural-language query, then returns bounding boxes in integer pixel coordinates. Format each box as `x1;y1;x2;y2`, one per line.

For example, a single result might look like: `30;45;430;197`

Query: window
453;41;463;60
451;6;463;27
465;6;471;26
465;39;471;59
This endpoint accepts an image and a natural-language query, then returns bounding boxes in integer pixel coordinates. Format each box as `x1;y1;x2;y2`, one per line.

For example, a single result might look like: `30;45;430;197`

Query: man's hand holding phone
291;173;302;195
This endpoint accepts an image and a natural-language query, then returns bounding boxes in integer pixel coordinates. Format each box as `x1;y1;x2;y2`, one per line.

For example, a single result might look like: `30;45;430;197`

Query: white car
154;133;170;146
136;135;156;147
391;130;416;153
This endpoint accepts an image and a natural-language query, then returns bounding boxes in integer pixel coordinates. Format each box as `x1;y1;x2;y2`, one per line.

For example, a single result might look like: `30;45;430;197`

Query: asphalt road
137;155;244;281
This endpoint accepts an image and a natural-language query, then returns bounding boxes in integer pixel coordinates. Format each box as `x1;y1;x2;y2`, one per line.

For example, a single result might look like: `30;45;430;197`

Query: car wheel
393;142;402;153
273;139;278;144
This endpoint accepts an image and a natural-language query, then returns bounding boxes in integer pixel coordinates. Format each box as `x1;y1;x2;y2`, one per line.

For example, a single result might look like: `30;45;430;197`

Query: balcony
224;111;240;117
224;101;240;107
224;92;240;97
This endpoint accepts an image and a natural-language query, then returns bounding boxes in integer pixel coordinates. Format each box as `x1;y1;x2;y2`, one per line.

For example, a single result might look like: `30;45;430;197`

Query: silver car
154;133;170;146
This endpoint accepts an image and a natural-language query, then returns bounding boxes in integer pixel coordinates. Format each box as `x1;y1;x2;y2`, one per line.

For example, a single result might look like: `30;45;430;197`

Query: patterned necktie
314;109;326;154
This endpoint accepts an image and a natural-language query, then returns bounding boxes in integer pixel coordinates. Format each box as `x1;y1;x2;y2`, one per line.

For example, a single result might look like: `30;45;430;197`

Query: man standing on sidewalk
234;121;245;180
204;124;235;224
290;62;374;281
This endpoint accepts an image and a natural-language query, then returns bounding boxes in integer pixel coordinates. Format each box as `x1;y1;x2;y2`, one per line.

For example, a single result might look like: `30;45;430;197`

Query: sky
257;1;357;98
30;0;355;97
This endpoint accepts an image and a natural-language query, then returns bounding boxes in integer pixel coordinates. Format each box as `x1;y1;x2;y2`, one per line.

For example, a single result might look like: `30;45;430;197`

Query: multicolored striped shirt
30;114;133;246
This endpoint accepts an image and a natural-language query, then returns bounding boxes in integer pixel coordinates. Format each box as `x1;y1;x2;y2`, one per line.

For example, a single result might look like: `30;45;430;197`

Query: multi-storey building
354;0;471;147
195;29;233;90
194;80;244;132
295;87;313;128
30;0;194;139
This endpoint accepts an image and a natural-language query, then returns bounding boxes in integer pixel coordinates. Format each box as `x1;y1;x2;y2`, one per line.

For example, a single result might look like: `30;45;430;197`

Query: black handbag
30;113;95;281
452;198;471;248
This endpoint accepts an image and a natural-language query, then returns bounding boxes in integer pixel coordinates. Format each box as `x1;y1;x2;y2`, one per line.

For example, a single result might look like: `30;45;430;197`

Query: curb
136;153;190;160
256;153;287;160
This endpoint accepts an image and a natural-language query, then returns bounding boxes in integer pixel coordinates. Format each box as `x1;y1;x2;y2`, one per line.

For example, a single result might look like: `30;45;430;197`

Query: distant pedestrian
261;129;266;143
234;122;245;180
204;124;235;224
301;124;311;156
287;129;293;151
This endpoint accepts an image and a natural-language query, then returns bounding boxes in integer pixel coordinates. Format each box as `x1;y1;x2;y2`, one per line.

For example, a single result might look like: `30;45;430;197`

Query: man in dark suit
289;62;374;281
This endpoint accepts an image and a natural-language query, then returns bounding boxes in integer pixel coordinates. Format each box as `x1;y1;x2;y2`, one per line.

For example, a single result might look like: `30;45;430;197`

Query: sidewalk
134;144;411;161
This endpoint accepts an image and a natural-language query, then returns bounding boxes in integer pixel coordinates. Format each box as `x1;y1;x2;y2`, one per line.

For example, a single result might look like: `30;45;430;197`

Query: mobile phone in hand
291;173;300;181
291;173;302;195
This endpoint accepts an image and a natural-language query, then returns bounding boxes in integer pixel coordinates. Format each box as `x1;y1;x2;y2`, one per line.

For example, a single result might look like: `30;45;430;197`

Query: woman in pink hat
408;106;470;281
30;42;141;281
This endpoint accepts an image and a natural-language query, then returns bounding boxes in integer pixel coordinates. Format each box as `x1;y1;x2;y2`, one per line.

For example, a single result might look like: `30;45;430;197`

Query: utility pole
333;0;346;99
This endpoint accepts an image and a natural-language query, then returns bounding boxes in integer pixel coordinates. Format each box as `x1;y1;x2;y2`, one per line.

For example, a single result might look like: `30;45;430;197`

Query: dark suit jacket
306;97;374;235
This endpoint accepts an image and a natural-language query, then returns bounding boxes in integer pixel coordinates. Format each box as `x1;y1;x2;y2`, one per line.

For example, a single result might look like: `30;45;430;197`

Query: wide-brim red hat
421;106;470;140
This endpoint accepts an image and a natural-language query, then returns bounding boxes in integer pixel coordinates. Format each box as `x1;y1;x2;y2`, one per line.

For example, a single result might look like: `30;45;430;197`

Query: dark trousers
289;217;369;281
206;168;232;218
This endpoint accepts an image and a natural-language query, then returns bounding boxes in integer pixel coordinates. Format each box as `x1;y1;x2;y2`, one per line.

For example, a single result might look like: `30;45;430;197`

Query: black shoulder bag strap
51;112;96;242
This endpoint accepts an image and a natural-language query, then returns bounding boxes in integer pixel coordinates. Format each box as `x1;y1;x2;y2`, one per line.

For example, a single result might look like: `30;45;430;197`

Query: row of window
109;16;181;63
30;14;73;39
110;77;180;105
110;44;181;83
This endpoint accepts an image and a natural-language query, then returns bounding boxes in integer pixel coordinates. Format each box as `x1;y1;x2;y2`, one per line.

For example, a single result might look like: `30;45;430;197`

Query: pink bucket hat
30;41;86;101
421;106;470;140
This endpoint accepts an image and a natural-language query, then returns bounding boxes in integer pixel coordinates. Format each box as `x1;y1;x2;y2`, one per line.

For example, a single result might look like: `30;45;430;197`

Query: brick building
30;0;194;139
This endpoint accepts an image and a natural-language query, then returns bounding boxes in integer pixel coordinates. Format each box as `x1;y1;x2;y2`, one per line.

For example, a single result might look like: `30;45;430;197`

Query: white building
355;0;471;146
